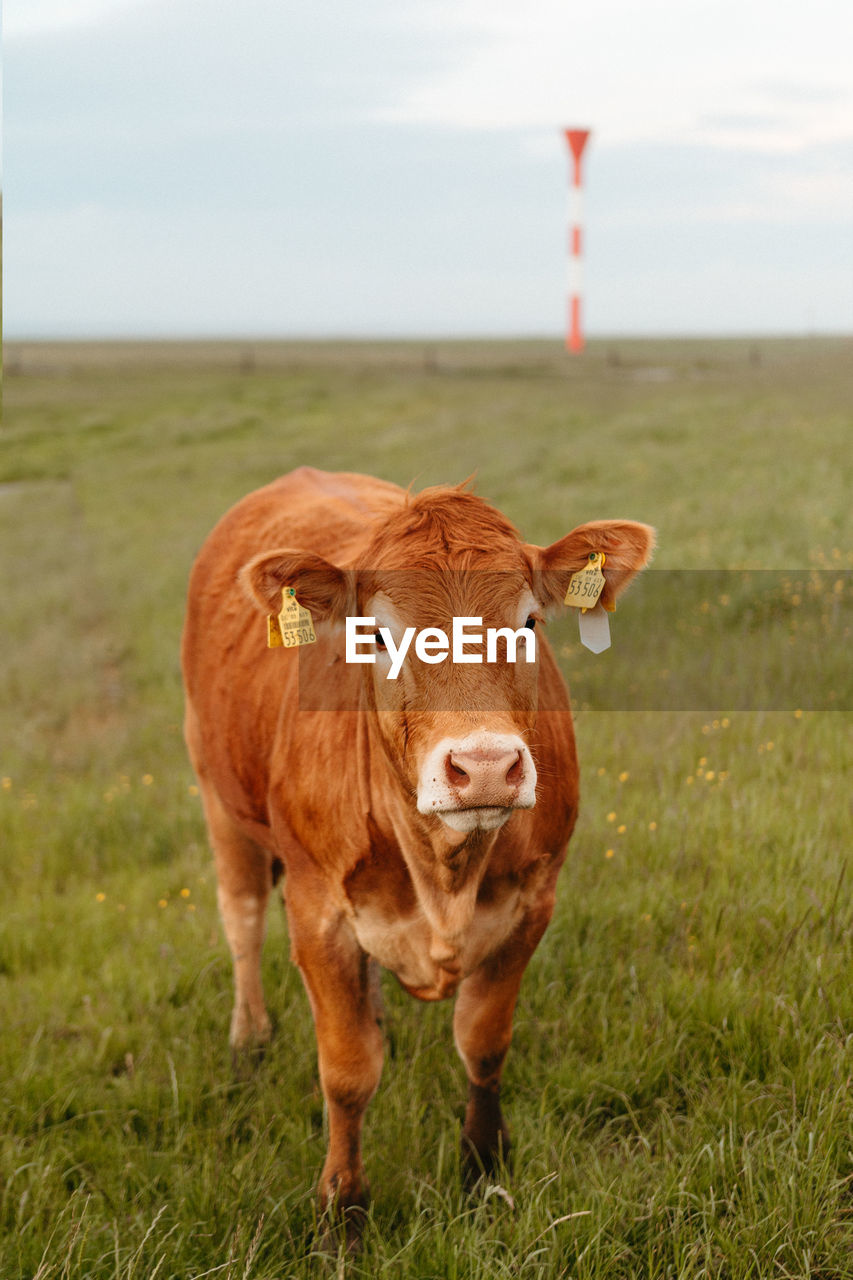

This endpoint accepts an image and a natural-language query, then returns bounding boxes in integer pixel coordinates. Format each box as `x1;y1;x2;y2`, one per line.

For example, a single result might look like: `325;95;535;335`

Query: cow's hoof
229;1031;272;1078
316;1204;367;1257
460;1132;512;1190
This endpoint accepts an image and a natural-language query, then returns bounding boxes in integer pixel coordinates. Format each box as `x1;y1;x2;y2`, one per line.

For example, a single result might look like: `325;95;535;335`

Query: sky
4;0;853;339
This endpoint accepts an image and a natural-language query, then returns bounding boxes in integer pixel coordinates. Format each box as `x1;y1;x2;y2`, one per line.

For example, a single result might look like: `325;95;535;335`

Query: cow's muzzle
417;731;537;832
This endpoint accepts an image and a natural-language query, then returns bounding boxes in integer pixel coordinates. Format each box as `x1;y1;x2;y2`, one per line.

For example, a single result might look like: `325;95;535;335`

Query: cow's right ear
526;520;656;615
239;549;354;622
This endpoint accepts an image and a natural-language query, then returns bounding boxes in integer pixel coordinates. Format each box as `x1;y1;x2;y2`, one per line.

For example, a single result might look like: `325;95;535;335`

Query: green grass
1;336;852;1278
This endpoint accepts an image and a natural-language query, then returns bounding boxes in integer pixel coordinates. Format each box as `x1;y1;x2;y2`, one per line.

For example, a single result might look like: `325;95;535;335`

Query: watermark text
346;616;536;680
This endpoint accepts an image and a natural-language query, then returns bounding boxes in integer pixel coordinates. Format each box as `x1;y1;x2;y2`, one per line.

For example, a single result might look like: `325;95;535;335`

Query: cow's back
182;468;404;830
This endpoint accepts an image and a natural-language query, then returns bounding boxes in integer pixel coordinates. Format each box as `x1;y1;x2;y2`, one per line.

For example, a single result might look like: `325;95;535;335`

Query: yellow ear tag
564;551;607;611
565;553;612;653
267;587;317;649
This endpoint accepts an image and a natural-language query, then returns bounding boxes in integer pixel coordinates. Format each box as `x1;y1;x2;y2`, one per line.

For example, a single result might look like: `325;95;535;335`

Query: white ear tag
577;601;611;653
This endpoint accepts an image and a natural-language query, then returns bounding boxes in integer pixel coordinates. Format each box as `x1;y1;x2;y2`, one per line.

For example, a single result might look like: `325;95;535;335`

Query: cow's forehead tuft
359;485;526;571
364;569;531;620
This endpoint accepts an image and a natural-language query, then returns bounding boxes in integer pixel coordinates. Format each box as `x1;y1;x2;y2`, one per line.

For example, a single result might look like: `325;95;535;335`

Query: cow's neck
408;825;497;944
371;751;499;945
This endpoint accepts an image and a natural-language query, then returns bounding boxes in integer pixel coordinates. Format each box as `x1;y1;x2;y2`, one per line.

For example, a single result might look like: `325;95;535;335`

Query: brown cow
181;466;654;1228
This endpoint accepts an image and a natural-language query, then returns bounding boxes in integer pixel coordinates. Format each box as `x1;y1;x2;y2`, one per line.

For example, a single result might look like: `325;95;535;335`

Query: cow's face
358;566;541;834
241;489;654;841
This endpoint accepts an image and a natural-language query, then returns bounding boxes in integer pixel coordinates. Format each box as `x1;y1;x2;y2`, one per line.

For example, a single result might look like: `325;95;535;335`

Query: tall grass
2;338;851;1277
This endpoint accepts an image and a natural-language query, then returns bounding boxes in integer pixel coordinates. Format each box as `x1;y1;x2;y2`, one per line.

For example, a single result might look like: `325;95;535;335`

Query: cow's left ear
526;520;656;614
239;548;355;622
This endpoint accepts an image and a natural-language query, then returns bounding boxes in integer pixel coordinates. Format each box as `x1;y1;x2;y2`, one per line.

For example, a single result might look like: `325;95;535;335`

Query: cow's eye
524;616;537;631
374;631;387;649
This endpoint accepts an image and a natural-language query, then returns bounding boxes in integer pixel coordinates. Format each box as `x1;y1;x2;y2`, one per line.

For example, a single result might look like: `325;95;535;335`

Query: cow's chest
344;869;524;1001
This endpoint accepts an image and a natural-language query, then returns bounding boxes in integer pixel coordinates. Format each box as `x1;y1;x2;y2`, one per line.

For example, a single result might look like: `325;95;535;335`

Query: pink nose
444;748;525;807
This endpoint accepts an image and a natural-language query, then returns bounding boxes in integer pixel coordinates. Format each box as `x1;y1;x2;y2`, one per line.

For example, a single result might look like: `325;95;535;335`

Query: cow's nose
444;748;524;806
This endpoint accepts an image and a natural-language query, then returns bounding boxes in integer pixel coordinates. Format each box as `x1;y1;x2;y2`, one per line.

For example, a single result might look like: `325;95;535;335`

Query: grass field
1;336;851;1278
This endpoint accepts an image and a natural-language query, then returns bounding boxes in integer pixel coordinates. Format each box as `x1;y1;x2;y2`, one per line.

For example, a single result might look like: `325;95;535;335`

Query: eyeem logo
346;616;536;680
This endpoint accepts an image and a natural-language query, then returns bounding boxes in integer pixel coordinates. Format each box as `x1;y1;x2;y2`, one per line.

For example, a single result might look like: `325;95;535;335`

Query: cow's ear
240;549;354;622
527;520;656;614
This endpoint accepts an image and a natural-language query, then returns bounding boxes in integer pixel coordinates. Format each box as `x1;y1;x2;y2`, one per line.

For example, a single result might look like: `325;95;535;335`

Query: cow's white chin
436;806;513;833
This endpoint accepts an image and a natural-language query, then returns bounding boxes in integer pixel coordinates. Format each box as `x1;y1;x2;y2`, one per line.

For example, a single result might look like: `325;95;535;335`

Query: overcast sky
5;0;853;339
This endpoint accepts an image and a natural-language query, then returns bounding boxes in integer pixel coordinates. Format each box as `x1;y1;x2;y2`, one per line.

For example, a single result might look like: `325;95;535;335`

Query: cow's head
241;485;654;845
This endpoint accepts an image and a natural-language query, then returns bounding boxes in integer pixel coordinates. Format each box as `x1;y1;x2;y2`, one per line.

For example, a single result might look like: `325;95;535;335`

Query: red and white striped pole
564;128;591;353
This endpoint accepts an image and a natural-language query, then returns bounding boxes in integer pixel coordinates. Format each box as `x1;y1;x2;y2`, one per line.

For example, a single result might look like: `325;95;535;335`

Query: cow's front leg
453;904;553;1182
287;902;384;1223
